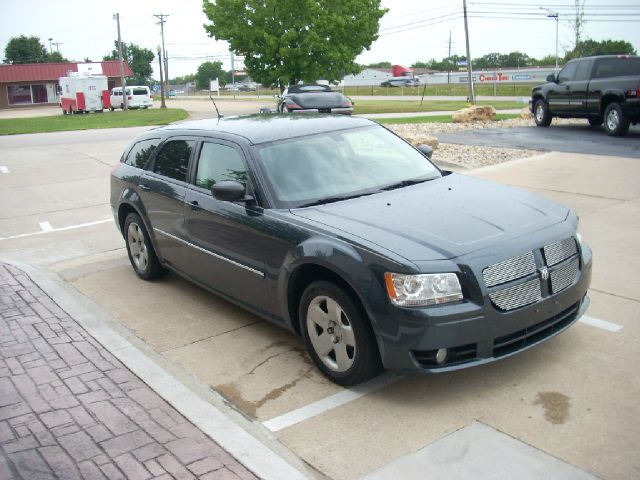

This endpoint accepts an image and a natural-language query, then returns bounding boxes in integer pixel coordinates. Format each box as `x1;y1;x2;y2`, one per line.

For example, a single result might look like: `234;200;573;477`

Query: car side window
124;138;160;168
573;61;591;81
153;140;194;182
558;62;577;83
195;142;247;190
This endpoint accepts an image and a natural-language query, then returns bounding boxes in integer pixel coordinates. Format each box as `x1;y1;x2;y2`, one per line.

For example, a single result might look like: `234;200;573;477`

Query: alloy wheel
127;222;148;272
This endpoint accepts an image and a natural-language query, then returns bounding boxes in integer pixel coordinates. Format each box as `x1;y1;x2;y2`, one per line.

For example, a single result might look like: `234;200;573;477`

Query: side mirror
417;144;433;160
212;181;247;202
546;74;557;83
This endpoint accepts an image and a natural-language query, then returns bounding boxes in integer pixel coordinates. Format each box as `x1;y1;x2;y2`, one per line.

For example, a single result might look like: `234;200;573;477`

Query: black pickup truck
531;55;640;136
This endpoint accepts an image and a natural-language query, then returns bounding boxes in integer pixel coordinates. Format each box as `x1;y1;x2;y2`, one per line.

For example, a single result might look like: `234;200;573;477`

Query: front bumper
374;243;593;374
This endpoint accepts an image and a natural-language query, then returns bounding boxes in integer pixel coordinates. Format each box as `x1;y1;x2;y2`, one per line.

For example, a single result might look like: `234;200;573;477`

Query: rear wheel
603;102;630;136
124;213;166;280
299;281;382;386
534;99;552;127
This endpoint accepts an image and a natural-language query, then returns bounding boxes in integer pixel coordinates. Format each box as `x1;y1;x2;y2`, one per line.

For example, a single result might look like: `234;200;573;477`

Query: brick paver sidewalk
0;263;258;480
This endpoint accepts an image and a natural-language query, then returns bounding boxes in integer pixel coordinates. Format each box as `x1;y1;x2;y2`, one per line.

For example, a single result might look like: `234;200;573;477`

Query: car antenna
209;94;224;119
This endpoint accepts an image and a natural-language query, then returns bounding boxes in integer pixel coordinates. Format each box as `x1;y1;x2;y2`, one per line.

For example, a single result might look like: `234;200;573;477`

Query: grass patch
0;108;189;135
353;99;522;115
377;113;521;125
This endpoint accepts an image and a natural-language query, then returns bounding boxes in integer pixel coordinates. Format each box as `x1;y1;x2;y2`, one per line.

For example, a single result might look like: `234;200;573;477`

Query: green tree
171;73;197;85
195;61;227;90
533;54;558;67
565;38;637;60
368;61;392;68
203;0;387;91
104;42;155;85
48;51;69;63
4;35;49;63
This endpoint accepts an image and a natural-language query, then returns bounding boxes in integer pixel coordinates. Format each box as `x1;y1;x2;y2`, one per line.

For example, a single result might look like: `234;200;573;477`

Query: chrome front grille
551;258;579;293
483;237;580;312
489;278;542;310
544;238;577;266
482;252;536;287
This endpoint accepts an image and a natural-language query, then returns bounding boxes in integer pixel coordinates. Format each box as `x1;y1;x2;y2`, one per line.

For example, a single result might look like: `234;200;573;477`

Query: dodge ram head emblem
539;267;550;281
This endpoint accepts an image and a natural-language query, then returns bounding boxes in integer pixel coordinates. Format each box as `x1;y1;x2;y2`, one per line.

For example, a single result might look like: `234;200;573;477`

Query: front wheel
534;99;552;127
124;213;166;280
299;281;382;386
603;102;630;136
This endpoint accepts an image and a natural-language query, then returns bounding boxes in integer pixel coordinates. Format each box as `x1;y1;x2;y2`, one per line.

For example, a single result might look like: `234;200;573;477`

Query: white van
109;86;153;110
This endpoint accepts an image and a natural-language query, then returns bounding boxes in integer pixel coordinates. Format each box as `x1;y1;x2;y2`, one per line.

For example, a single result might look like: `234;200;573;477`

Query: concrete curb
1;258;312;480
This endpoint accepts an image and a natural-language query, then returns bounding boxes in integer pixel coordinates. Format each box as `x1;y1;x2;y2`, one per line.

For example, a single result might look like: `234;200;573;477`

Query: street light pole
48;38;53;55
462;0;475;105
541;8;560;74
113;13;128;111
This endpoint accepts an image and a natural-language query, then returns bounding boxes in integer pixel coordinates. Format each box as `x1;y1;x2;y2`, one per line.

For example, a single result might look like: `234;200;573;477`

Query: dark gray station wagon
110;115;592;385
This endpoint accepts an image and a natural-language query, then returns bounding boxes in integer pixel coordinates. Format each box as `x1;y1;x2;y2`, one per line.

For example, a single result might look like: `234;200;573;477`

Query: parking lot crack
159;319;263;353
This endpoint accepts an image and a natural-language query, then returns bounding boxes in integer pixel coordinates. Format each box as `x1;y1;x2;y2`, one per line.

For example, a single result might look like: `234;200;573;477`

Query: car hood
290;174;569;262
289;92;346;108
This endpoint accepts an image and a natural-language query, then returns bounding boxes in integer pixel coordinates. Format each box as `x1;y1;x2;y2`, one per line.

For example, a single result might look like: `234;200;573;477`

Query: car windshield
255;125;441;208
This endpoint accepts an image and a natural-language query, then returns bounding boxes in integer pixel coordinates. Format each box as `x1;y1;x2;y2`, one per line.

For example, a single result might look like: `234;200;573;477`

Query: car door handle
138;184;151;191
188;200;201;211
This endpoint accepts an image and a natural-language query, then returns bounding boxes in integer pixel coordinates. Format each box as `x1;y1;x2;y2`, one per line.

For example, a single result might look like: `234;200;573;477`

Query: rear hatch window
133;88;148;96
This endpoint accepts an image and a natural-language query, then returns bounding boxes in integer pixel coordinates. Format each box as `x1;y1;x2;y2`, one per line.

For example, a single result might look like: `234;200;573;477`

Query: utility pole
447;30;452;85
157;45;166;109
48;38;53;54
462;0;475;105
154;14;170;99
52;42;63;53
113;13;127;110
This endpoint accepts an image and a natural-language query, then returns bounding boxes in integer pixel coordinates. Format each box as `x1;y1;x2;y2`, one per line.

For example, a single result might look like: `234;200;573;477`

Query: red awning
0;61;133;82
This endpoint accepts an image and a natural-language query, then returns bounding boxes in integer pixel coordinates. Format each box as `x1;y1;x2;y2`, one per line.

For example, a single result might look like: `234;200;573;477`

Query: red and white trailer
59;73;110;114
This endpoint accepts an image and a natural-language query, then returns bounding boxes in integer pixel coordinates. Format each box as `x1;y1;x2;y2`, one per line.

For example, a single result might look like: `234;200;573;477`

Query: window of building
7;85;32;105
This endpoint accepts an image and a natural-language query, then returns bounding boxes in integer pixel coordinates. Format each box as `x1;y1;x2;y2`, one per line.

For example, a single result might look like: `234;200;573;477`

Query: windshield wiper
297;190;380;208
381;176;437;191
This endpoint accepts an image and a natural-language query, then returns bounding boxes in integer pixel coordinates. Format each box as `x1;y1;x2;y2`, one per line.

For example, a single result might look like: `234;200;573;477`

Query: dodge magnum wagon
110;115;592;385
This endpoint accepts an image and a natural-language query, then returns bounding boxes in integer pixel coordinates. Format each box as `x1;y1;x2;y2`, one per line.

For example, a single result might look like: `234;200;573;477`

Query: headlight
385;272;463;307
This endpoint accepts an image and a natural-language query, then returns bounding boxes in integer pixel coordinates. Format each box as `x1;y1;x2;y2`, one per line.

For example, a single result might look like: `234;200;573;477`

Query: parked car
380;77;420;87
277;84;353;114
110;86;153;110
530;55;640;136
238;83;257;92
110;115;592;385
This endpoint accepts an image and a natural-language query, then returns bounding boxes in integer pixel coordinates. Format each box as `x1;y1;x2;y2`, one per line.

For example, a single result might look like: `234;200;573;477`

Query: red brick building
0;61;133;109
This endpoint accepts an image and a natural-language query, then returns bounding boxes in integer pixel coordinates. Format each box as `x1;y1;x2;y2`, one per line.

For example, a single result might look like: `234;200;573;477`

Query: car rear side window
153;140;194;182
593;58;640;78
195;142;247;190
125;138;160;168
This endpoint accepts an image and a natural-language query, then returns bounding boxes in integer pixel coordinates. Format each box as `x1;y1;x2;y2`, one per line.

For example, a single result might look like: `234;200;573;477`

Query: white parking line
263;372;403;432
579;315;623;333
0;219;113;241
39;221;54;232
0;166;9;174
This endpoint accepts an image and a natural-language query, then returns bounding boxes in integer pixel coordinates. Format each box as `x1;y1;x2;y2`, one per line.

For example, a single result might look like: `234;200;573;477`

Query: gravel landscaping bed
388;118;585;169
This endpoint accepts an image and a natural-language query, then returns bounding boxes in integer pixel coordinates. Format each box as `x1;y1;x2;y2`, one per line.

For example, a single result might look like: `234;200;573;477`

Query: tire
299;281;382;386
62;109;67;115
124;213;166;280
109;107;114;112
603;102;630;137
534;99;552;127
588;116;603;126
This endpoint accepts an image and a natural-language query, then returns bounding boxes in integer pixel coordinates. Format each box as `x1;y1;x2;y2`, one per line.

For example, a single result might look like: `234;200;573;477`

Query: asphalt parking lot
1;124;639;479
438;122;640;158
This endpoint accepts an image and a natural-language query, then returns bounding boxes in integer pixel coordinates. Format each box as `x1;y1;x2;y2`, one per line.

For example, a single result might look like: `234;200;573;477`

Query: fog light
436;348;448;364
